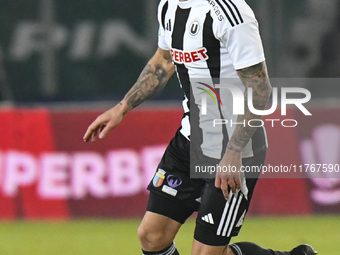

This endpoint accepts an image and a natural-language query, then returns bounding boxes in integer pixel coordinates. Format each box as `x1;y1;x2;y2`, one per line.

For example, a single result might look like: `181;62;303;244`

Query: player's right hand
215;149;242;200
83;104;126;142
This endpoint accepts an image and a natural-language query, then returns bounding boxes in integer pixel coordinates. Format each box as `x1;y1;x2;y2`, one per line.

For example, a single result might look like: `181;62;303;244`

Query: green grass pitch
0;215;338;254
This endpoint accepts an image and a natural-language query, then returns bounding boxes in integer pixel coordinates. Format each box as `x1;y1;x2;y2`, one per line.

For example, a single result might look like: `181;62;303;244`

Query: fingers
90;127;99;142
84;117;118;142
215;178;221;189
216;177;241;200
83;116;108;142
83;122;101;142
221;178;230;199
98;122;113;139
83;106;124;142
234;177;241;191
228;178;236;195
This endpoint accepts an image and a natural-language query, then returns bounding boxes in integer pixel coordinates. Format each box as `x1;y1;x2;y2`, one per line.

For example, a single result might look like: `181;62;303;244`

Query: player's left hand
215;149;241;200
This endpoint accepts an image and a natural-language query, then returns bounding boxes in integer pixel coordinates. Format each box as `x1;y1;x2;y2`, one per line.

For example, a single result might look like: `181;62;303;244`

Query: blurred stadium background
0;0;339;254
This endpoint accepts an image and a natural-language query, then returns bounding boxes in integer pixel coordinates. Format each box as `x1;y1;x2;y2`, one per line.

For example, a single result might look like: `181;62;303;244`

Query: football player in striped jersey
84;0;317;255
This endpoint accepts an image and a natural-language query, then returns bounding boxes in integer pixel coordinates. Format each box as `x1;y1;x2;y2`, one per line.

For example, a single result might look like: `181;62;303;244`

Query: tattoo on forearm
227;142;242;153
124;64;169;108
229;62;272;150
238;62;263;78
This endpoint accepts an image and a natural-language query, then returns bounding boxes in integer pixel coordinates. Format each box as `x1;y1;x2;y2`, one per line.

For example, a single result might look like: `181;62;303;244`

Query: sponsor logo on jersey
153;169;166;187
167;175;182;188
170;47;208;64
207;0;224;21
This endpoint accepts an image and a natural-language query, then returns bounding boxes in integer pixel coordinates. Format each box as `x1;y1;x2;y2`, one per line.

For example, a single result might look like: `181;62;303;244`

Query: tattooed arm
229;61;272;151
83;47;175;142
215;61;272;199
123;48;175;110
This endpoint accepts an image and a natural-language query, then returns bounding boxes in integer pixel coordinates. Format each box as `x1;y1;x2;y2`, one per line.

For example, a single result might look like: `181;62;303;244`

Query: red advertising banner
248;109;312;215
0;107;183;219
0;107;339;219
295;108;340;213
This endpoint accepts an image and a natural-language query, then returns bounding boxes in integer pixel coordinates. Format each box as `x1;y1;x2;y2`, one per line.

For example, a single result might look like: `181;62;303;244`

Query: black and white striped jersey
158;0;268;159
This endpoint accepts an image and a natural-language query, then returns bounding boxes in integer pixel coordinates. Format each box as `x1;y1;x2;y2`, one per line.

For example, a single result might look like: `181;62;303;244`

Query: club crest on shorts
153;169;166;187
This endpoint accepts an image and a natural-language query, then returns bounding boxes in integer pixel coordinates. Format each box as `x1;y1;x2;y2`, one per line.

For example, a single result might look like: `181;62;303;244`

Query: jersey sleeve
157;0;169;51
221;20;265;70
223;21;265;70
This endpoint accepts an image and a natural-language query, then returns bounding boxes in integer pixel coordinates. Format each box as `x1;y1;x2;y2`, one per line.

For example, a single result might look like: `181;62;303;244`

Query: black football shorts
147;129;266;246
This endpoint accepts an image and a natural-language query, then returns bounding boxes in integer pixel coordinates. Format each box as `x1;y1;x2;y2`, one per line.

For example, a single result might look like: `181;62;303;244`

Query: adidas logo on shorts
201;213;214;224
